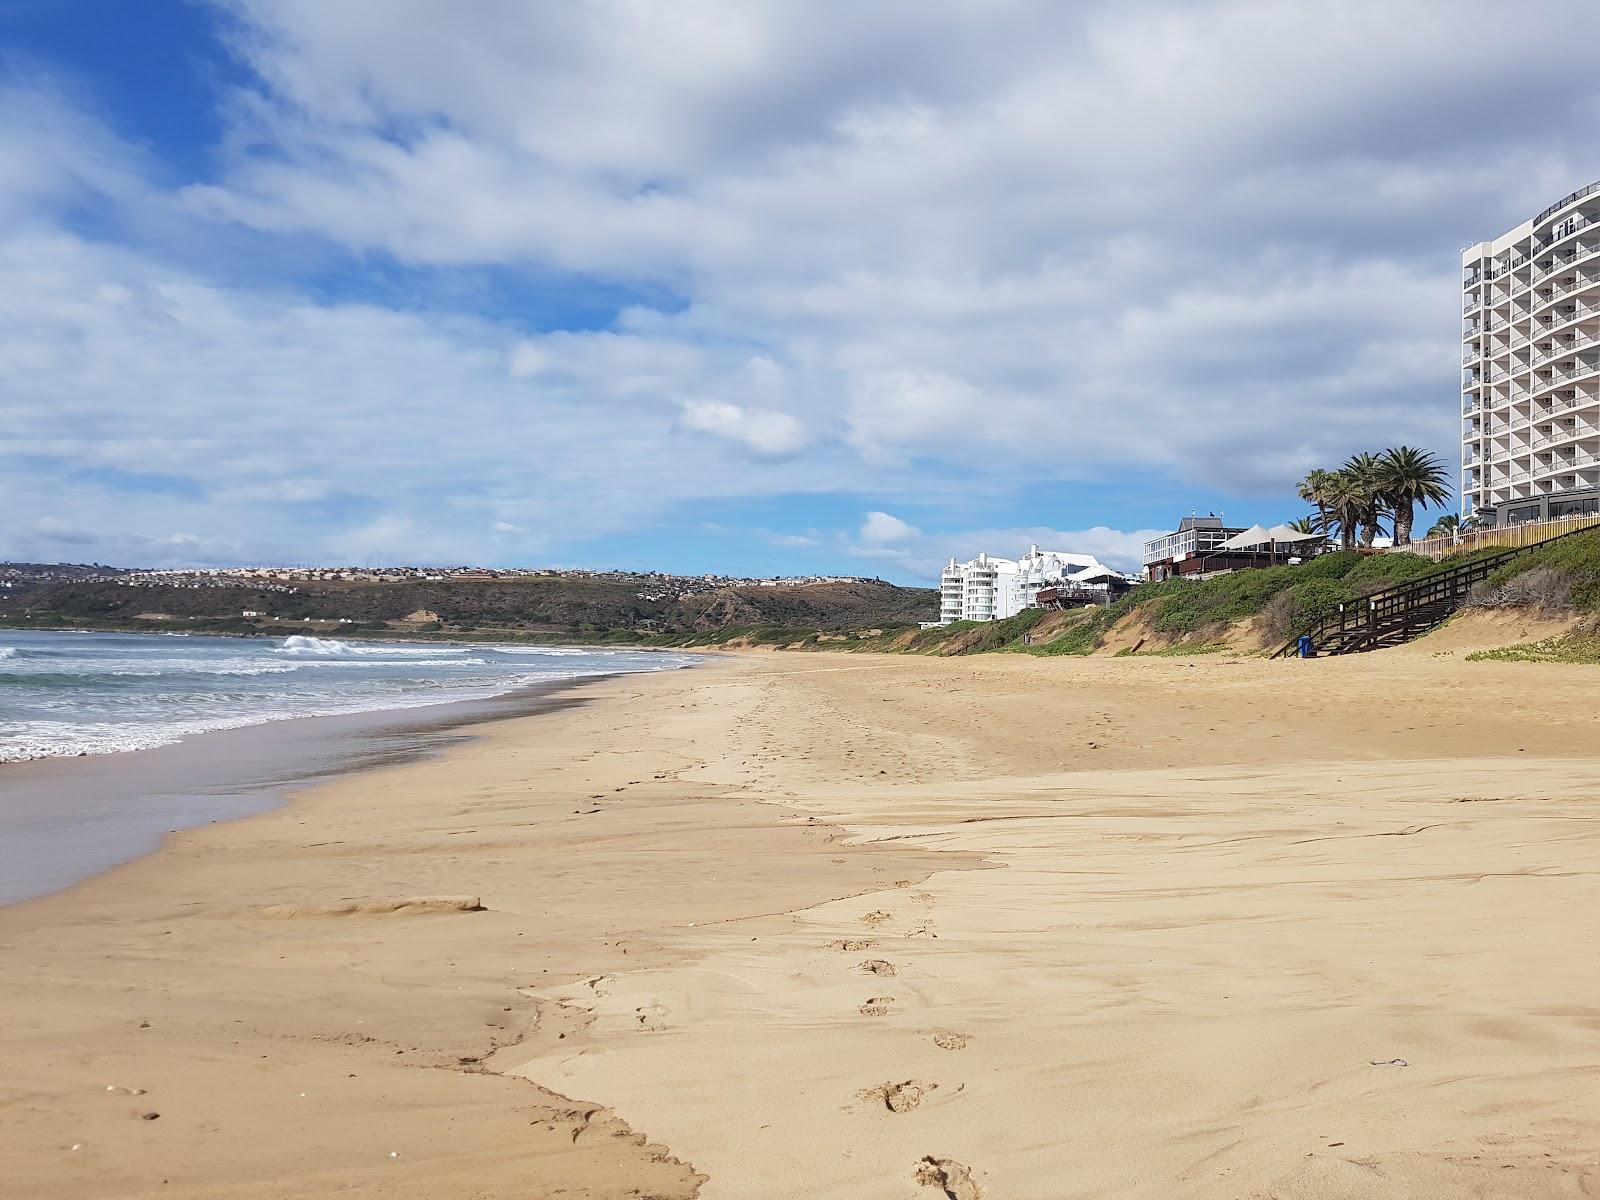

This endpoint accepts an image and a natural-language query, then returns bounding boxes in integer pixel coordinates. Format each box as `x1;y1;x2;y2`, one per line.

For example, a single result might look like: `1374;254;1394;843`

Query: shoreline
0;674;604;906
4;650;1599;1197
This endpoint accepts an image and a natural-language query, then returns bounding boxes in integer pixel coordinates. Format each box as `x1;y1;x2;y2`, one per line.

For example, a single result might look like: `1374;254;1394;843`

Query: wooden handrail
1272;522;1598;658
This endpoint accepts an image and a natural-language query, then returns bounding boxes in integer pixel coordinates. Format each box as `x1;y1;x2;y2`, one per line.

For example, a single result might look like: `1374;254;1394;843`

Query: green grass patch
1114;641;1230;657
1465;632;1600;664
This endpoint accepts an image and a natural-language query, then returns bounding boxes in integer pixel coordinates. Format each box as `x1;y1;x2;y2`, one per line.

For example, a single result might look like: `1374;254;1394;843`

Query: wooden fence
1392;511;1600;561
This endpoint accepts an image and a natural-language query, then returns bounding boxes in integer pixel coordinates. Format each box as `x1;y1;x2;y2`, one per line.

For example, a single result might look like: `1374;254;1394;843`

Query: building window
1550;497;1600;518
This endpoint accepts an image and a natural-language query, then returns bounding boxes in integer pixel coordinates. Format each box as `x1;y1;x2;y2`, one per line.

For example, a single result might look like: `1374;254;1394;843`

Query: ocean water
0;629;698;763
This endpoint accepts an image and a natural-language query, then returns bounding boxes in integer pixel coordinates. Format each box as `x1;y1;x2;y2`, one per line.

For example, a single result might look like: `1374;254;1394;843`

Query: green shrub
1483;529;1600;611
1341;551;1437;592
1027;606;1120;655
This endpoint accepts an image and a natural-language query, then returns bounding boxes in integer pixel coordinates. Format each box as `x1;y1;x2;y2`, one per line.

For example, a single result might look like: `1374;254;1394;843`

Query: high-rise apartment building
1463;182;1600;526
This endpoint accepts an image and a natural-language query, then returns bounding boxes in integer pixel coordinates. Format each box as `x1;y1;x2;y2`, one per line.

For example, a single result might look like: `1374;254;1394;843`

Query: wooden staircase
1272;525;1593;658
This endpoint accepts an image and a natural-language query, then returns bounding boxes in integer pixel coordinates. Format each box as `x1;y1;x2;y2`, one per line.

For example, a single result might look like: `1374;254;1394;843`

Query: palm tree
1323;470;1364;551
1378;446;1452;546
1424;513;1460;540
1286;516;1320;536
1296;468;1336;535
1341;453;1388;547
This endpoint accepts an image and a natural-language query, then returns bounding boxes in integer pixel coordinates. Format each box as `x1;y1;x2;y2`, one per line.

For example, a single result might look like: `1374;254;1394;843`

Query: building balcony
1534;450;1600;478
1534;358;1600;394
1531;424;1600;451
1534;301;1600;339
1534;240;1600;282
1531;328;1600;366
1534;181;1600;240
1487;249;1531;279
1535;273;1600;312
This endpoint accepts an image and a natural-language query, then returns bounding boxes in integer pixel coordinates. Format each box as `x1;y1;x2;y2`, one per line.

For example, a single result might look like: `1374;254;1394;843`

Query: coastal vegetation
1466;625;1600;664
1474;527;1600;610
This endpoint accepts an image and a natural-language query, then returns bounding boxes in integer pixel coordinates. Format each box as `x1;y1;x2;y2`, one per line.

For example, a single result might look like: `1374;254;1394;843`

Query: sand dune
3;650;1598;1197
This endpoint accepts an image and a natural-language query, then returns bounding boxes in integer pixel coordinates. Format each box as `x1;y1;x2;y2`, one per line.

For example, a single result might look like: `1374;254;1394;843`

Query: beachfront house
1142;516;1326;581
938;545;1132;623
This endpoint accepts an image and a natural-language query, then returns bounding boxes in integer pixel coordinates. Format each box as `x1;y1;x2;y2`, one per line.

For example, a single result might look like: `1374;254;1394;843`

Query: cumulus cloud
858;511;917;544
8;2;1600;570
679;400;807;456
183;0;1600;488
848;519;1166;578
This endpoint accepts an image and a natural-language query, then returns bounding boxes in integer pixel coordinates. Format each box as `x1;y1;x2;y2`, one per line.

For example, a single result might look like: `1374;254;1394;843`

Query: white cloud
176;0;1582;494
0;230;866;567
679;400;807;456
10;3;1600;568
849;521;1172;578
858;511;917;544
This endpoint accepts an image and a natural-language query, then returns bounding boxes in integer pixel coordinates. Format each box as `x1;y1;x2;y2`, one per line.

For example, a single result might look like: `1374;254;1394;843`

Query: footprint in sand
863;1079;936;1112
832;938;874;952
858;997;894;1016
915;1155;982;1199
859;959;897;977
931;1030;970;1050
633;1003;668;1030
859;910;892;928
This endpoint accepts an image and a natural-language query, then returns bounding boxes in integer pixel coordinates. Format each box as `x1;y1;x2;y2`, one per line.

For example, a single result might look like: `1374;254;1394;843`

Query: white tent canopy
1214;523;1324;551
1215;524;1272;551
1263;523;1324;543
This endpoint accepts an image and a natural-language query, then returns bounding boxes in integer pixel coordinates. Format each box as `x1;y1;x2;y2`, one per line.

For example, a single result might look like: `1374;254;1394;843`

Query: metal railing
1536;450;1600;474
1531;425;1600;450
1539;359;1600;389
1538;273;1600;307
1536;180;1600;230
1534;240;1600;282
1531;329;1600;365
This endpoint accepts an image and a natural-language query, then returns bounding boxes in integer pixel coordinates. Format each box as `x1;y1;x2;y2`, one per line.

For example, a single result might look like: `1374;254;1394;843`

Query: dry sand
3;648;1599;1197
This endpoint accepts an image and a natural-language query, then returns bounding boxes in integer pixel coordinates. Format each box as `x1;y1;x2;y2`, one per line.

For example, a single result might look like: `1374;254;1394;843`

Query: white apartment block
1463;181;1600;526
937;545;1125;624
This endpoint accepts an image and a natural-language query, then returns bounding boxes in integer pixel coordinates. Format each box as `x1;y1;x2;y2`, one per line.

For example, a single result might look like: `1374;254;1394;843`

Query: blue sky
4;1;1599;580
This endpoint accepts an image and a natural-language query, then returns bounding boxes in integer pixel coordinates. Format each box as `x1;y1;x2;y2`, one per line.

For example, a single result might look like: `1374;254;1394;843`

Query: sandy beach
4;648;1599;1197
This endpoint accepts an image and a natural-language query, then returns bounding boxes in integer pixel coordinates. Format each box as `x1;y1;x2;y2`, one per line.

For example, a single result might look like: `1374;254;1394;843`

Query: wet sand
3;650;1599;1197
0;681;589;904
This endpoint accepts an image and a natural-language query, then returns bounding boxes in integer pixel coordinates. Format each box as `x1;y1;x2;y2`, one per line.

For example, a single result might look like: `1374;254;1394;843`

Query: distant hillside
0;562;131;600
3;573;938;640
